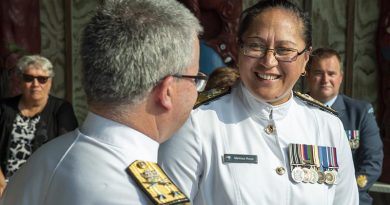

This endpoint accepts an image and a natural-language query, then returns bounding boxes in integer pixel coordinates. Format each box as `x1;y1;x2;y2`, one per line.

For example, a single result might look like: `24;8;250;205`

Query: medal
302;167;311;183
292;167;304;183
317;171;325;184
309;169;319;184
324;170;336;185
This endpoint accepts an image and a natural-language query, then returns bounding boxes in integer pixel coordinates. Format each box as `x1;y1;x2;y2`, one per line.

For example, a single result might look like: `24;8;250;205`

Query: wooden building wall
40;0;97;122
39;0;380;123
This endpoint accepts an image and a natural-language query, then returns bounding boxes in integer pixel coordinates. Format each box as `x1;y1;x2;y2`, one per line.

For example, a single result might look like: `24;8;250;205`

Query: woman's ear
304;46;313;63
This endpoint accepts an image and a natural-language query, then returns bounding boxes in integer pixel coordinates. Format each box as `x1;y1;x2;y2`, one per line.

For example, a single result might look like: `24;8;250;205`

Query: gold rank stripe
127;160;190;205
194;87;231;109
293;91;338;116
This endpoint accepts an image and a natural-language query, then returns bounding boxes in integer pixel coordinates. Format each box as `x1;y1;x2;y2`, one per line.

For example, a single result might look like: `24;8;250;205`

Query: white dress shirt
1;112;159;205
158;82;359;205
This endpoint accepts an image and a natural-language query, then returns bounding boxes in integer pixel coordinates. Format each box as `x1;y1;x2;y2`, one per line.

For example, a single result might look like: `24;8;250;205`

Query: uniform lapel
331;95;346;117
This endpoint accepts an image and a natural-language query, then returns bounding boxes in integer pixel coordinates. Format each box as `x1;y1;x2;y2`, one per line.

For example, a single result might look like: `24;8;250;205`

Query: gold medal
324;170;335;185
317;171;325;184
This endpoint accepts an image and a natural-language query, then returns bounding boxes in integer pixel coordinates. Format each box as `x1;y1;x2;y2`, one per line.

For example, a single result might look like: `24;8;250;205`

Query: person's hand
0;170;6;197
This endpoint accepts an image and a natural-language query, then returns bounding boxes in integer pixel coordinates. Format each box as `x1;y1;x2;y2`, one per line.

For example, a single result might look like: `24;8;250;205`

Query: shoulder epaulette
127;160;190;205
293;91;338;116
194;87;231;109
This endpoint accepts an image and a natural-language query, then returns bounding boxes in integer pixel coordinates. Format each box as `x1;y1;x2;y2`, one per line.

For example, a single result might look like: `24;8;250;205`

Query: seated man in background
306;47;383;205
0;0;202;204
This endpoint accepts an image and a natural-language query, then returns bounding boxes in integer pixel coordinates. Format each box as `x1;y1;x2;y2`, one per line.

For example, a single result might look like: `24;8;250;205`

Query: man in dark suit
306;47;383;205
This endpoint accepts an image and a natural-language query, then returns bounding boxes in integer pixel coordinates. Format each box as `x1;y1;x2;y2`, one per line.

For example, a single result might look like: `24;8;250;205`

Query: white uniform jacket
0;112;158;205
158;83;359;205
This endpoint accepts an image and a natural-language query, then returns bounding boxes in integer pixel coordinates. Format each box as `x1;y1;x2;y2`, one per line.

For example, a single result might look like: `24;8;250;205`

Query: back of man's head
81;0;202;108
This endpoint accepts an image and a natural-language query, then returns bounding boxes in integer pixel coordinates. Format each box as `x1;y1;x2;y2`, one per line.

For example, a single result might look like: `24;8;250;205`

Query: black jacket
0;95;78;175
332;94;383;205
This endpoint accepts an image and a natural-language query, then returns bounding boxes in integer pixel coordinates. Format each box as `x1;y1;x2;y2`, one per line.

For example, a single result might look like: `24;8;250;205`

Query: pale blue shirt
324;95;338;107
0;112;159;205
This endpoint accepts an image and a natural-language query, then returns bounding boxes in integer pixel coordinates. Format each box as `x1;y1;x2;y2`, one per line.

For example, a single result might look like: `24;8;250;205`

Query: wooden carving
377;0;390;182
0;0;41;97
178;0;242;67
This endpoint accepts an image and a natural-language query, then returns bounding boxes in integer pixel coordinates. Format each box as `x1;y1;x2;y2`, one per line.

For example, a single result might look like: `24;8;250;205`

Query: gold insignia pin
356;175;368;188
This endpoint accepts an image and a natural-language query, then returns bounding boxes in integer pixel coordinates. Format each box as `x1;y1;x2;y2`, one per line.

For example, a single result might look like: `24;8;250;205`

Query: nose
260;49;278;69
32;78;40;86
320;73;329;83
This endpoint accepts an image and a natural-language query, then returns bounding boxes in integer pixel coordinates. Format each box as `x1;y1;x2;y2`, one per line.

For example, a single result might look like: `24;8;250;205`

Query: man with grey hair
0;0;203;204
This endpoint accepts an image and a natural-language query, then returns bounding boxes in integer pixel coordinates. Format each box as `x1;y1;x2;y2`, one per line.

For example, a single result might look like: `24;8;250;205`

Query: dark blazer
0;95;78;177
332;94;383;205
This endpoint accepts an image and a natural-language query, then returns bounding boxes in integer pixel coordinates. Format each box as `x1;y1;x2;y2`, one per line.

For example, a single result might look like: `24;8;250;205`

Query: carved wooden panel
179;0;242;68
353;1;379;106
40;0;96;122
40;0;66;98
71;0;98;122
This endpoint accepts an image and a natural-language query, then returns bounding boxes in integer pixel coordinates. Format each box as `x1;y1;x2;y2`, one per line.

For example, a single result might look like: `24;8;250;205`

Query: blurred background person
306;47;383;205
0;55;78;193
204;66;240;91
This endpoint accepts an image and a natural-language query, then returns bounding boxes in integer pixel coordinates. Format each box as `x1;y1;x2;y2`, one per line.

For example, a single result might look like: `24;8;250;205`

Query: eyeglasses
22;74;51;84
240;43;307;62
173;72;208;92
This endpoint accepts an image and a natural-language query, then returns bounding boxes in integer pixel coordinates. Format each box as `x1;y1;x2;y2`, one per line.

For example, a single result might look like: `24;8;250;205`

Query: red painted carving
178;0;242;67
0;0;41;98
377;0;390;183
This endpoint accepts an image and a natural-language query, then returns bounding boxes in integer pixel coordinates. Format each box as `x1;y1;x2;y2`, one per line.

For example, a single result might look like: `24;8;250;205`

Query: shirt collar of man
324;95;338;107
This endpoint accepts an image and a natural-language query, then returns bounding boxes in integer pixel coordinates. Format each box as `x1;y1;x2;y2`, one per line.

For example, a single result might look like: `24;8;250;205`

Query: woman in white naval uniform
158;1;359;205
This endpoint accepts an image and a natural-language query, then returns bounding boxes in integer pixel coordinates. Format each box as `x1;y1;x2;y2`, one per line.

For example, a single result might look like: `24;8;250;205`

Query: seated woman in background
204;66;240;91
0;55;78;192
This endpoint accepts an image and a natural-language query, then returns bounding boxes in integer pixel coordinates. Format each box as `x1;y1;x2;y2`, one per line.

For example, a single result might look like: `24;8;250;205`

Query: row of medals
291;166;337;185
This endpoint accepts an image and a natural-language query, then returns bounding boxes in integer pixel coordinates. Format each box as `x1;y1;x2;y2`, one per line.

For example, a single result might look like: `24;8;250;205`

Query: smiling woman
158;1;359;204
0;55;78;194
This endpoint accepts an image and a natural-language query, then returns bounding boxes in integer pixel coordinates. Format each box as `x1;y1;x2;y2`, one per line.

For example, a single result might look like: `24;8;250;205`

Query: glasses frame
240;43;308;62
173;72;208;92
22;74;51;84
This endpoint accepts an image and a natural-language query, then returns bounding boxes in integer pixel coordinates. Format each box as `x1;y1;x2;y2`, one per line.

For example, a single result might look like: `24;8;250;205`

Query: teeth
257;73;278;80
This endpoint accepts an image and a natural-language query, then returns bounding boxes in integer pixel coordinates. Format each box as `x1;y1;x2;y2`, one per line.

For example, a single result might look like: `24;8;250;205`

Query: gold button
265;125;274;134
276;167;286;175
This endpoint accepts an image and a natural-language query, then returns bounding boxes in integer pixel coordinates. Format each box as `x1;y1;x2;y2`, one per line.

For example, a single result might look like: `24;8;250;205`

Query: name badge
223;154;258;164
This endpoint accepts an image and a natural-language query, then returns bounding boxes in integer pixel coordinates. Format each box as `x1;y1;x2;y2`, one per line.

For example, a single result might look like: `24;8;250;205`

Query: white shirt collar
238;82;293;120
79;112;159;162
324;95;338;107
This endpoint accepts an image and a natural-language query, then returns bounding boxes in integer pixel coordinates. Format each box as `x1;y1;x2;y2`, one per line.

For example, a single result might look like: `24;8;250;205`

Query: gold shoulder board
127;160;190;205
194;87;231;109
293;91;338;116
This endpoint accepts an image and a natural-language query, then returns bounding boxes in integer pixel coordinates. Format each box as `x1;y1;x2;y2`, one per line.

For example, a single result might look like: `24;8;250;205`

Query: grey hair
81;0;202;106
16;55;54;77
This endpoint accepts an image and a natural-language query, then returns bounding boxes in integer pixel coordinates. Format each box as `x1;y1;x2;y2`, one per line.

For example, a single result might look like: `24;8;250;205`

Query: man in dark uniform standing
306;47;383;205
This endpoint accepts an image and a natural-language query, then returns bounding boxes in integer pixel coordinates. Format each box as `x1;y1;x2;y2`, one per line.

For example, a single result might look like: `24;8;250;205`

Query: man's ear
155;76;175;110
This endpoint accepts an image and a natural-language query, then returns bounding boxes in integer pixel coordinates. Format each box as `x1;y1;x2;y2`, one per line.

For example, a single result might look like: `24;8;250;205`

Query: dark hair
307;47;342;72
238;0;312;48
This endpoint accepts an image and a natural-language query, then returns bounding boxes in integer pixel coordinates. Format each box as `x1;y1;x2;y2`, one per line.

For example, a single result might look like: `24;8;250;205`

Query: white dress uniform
0;112;158;205
158;82;359;205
